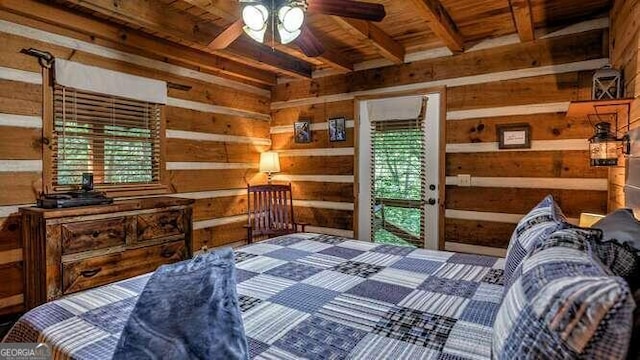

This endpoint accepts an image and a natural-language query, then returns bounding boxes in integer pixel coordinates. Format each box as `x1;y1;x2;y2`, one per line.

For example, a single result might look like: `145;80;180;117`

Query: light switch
457;174;471;187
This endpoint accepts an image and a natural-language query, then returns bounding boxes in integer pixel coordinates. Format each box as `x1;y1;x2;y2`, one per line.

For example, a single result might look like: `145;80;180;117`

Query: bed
4;232;505;360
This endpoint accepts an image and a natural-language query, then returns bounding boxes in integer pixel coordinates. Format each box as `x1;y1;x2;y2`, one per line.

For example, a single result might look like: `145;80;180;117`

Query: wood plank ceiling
49;0;611;87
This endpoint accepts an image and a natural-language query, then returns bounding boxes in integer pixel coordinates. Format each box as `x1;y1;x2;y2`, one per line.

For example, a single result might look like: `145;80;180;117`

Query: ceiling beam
332;18;405;64
207;19;243;50
0;0;276;86
57;0;313;79
182;0;239;22
185;0;353;73
407;0;464;53
509;0;535;42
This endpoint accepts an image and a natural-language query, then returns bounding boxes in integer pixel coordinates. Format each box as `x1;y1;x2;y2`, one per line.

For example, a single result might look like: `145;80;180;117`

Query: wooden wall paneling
446;151;606;178
168;170;265;193
0;80;41;116
166;139;261;164
271;101;356;127
192;196;248;222
165;107;270;139
293;207;353;230
279;156;355;176
272;29;607;102
444;218;515;248
446;113;593;144
445;187;608;217
271;129;355;150
446;71;591;111
290;182;355;203
610;0;640;211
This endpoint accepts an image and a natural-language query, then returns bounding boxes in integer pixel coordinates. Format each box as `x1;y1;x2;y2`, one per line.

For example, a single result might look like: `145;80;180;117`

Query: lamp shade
589;122;619;166
259;151;280;173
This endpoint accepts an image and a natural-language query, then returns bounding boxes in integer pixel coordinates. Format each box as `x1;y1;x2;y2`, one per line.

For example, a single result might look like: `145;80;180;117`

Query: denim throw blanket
113;247;248;360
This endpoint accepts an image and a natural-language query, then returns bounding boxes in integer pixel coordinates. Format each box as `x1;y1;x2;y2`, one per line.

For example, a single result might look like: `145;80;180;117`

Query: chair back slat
247;183;297;242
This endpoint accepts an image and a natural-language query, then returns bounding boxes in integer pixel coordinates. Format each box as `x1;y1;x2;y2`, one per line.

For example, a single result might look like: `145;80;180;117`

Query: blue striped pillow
503;195;567;288
493;228;634;360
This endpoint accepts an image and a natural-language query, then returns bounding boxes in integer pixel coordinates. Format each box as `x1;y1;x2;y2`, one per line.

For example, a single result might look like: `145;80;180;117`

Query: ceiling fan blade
208;19;244;50
308;0;386;22
294;27;325;57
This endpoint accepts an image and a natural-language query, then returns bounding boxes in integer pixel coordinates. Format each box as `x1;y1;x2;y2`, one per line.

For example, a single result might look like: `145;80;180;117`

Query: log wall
271;25;611;255
0;8;268;316
610;0;640;209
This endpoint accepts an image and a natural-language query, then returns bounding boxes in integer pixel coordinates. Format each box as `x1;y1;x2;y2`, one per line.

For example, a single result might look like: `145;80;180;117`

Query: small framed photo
328;117;347;142
294;120;312;143
497;123;531;149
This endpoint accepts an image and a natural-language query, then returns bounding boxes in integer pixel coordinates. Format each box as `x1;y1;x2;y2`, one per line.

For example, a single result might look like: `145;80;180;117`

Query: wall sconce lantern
589;122;629;166
259;151;281;183
592;65;623;100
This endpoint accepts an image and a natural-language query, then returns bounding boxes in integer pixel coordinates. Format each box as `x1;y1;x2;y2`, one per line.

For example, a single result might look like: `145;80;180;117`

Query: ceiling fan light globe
277;24;301;44
242;4;269;31
280;6;305;32
243;26;266;43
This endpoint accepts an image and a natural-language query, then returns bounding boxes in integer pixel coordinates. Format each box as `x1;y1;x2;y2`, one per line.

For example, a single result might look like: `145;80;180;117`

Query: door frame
353;87;447;250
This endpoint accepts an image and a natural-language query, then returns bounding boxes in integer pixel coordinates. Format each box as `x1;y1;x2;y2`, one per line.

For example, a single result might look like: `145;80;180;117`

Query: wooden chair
244;183;307;243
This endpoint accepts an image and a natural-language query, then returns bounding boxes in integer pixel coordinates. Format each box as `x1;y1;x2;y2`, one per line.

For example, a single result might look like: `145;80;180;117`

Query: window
370;104;427;248
49;84;165;194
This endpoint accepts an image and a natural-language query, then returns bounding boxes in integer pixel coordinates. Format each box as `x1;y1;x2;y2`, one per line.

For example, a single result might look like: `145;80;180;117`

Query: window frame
42;67;169;197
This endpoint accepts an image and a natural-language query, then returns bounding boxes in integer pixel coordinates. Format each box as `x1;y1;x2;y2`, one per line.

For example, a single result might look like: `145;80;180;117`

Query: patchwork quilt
4;233;505;360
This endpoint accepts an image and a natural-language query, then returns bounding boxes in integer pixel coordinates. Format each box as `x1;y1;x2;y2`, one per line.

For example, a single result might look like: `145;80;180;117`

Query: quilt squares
346;280;413;304
371;244;416;256
264;248;312;261
241;243;284;255
433;263;489;282
316;294;392;332
348;333;437;359
79;297;137;334
368;268;430;289
372;307;457;351
265;262;323;281
331;261;384;278
234;251;258;264
350;251;402;267
458;300;500;327
272;316;368;360
302;270;365;292
238;295;263;313
288;240;334;253
308;234;348;245
270;284;340;313
242;302;309;344
235;256;287;273
390;258;443;274
480;268;504;285
237;274;297;300
318;246;364;259
418;276;480;298
295;253;346;269
398;290;468;318
442;321;493;360
448;253;497;267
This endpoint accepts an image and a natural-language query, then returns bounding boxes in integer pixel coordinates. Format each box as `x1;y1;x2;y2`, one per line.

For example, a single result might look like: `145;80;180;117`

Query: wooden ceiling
48;0;611;87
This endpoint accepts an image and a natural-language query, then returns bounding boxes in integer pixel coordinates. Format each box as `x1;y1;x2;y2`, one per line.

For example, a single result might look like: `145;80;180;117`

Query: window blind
51;84;162;191
370;101;427;247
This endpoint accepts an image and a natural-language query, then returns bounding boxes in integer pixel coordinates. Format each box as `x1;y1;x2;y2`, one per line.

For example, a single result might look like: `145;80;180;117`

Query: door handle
427;198;437;205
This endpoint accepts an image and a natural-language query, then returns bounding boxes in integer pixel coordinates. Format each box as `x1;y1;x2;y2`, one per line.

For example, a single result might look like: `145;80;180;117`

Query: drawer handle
161;249;176;258
92;230;100;238
81;268;102;278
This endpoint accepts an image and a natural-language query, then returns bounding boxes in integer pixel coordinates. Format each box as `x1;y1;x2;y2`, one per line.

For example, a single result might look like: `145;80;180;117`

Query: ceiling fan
209;0;387;58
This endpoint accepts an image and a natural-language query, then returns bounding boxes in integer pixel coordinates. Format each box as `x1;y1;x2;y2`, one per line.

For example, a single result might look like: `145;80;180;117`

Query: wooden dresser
20;197;194;310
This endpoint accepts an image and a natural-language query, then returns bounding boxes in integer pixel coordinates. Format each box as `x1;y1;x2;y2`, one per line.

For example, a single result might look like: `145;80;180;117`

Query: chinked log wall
271;22;611;256
610;0;640;209
0;7;269;316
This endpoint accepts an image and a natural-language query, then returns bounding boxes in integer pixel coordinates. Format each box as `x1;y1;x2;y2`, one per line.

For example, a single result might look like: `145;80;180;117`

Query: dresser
20;197;194;310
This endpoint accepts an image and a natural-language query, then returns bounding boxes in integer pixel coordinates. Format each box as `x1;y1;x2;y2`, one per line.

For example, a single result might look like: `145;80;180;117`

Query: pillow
113;248;248;360
493;228;634;360
503;195;568;287
593;208;640;249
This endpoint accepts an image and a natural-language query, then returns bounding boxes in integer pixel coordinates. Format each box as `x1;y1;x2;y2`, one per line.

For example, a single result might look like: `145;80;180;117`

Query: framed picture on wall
294;120;312;143
328;117;347;142
497;123;531;149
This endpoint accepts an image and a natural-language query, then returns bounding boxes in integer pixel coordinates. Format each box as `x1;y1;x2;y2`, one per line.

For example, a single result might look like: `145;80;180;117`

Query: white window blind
370;99;427;247
51;84;162;191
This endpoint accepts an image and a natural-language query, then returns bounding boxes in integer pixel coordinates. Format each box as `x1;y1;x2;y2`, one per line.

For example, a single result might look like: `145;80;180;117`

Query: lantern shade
593;65;622;100
589;122;620;166
259;152;281;173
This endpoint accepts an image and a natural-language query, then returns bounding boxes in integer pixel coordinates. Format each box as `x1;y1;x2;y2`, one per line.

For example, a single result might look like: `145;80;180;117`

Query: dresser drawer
137;210;185;242
61;218;127;255
62;241;187;294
